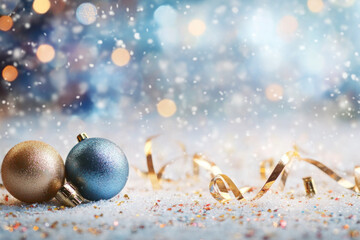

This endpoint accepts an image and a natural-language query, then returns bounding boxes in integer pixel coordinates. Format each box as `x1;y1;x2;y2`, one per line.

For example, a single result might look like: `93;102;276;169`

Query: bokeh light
32;0;51;15
76;3;97;25
244;10;276;45
277;15;298;40
188;19;206;36
2;65;18;82
111;48;131;67
157;99;177;117
308;0;324;13
36;44;55;63
0;0;359;135
154;5;177;27
0;0;20;15
331;0;355;7
265;84;284;102
0;16;13;31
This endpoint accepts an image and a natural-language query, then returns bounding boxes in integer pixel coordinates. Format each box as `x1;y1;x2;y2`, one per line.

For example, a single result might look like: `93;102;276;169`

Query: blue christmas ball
65;137;129;201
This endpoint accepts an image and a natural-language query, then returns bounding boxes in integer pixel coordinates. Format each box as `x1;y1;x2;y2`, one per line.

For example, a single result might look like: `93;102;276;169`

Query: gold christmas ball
1;141;65;203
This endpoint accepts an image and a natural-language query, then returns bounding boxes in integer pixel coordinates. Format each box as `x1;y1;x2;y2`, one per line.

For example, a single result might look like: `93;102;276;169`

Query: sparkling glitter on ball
76;3;97;25
1;141;65;203
65;138;129;201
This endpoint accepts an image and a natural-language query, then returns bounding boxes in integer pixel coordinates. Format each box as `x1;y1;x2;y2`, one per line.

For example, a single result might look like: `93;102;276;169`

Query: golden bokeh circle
277;15;298;39
308;0;324;13
2;65;18;82
111;48;131;67
265;84;284;102
188;19;206;36
33;0;51;14
0;16;13;31
157;99;177;117
36;44;56;63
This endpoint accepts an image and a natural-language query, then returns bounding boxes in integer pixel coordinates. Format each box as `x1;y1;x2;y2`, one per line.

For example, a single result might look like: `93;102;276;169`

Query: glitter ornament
63;133;129;201
1;141;65;203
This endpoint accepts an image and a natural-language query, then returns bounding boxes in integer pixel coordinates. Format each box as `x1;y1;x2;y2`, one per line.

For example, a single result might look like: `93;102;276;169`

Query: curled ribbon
133;136;225;189
210;150;360;202
132;136;186;189
135;136;360;202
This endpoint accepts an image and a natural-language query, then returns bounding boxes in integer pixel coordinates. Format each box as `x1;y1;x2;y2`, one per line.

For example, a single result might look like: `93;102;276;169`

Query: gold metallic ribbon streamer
210;150;360;202
134;137;360;200
260;158;274;180
132;136;186;189
192;153;223;178
134;136;226;189
210;151;297;202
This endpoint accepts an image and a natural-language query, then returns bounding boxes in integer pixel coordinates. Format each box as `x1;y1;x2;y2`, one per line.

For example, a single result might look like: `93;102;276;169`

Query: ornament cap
77;133;88;142
55;182;86;207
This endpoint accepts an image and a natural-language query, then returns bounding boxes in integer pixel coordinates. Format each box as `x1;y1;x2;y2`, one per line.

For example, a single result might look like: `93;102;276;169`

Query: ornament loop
77;133;88;142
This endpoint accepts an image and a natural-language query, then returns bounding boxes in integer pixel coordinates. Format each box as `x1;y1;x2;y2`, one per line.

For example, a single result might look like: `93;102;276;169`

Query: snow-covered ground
0;115;359;239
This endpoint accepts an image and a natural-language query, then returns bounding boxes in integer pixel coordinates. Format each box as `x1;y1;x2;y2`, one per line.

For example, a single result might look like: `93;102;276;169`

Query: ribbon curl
134;136;225;189
210;150;360;202
135;136;360;202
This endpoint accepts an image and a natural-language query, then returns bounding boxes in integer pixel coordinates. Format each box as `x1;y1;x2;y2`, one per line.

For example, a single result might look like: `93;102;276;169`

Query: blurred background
0;0;359;177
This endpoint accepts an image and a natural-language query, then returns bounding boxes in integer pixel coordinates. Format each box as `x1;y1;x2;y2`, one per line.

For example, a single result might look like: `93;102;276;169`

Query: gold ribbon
135;136;360;202
133;136;185;189
134;136;225;189
210;150;360;202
